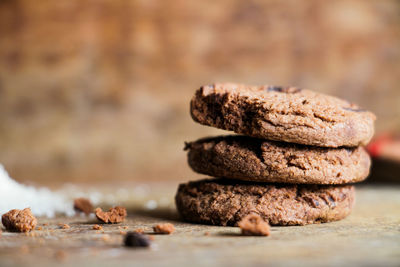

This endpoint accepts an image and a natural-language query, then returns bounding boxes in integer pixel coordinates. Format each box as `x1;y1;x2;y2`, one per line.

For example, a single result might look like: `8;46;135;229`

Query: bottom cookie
175;178;355;226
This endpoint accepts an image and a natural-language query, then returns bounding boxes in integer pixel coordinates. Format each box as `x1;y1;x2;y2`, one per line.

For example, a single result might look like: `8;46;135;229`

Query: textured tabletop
0;184;399;267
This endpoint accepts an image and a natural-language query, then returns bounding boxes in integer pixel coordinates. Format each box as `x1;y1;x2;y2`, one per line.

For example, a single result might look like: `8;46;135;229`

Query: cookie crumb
238;214;270;236
204;232;210;236
120;231;127;235
95;206;127;224
74;198;94;215
124;232;151;248
60;224;70;229
153;223;175;234
2;208;37;232
36;226;42;231
148;235;155;241
134;228;144;234
92;224;103;230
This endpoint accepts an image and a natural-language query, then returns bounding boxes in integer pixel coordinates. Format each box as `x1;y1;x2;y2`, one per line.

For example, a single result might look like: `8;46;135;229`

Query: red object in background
367;133;400;161
367;133;393;157
366;132;400;183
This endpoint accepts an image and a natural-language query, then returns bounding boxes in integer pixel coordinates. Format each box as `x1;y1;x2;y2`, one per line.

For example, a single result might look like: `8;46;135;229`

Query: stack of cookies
175;83;376;226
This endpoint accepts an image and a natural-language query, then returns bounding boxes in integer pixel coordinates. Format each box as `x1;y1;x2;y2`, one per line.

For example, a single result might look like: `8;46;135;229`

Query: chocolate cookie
190;83;375;147
175;178;355;226
185;135;371;184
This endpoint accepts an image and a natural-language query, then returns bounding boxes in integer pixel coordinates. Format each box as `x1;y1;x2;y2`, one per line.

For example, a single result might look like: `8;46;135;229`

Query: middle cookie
185;135;371;184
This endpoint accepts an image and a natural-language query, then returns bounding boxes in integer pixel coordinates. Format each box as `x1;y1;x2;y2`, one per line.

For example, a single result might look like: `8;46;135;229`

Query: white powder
0;164;75;217
0;165;172;218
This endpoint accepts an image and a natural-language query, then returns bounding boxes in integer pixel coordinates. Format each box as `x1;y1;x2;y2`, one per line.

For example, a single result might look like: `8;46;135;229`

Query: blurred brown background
0;0;399;185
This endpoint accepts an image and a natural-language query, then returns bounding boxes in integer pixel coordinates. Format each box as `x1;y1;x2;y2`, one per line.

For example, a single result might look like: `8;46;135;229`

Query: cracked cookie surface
190;83;375;147
175;178;355;226
185;135;371;184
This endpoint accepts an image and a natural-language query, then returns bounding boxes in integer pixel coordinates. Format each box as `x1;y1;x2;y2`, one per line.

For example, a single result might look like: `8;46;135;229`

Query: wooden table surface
0;184;399;267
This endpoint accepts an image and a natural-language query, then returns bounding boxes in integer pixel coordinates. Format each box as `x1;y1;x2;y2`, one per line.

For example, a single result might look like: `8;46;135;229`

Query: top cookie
190;83;376;147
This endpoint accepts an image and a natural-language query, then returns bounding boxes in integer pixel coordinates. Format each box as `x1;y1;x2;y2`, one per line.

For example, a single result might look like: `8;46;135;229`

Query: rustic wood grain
0;185;399;267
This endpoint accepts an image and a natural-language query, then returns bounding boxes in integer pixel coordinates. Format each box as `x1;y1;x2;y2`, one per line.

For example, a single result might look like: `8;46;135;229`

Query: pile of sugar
0;165;172;218
0;164;75;217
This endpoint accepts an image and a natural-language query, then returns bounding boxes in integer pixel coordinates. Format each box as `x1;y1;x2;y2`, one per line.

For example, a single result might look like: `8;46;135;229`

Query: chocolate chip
124;232;151;248
266;86;301;94
266;86;284;92
328;196;336;207
303;196;320;208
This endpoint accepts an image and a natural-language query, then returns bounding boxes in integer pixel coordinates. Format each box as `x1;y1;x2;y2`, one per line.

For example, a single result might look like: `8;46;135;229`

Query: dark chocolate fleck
184;141;191;151
328;196;336;207
266;86;301;94
303;196;321;208
124;232;151;248
266;86;284;92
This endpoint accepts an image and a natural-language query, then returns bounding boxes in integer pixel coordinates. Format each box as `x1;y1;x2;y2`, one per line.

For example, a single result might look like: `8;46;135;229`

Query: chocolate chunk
124;232;151;248
2;208;37;232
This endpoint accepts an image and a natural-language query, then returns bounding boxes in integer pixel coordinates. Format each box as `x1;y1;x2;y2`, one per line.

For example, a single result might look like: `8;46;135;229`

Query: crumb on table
60;224;70;230
134;228;144;234
74;198;94;215
153;223;175;234
92;224;103;230
95;206;127;224
1;208;37;233
238;214;270;236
